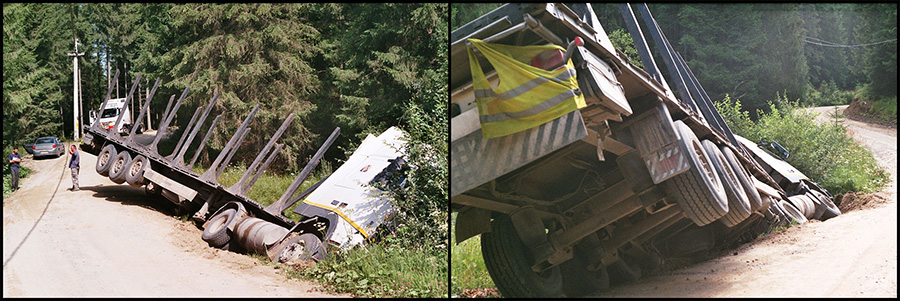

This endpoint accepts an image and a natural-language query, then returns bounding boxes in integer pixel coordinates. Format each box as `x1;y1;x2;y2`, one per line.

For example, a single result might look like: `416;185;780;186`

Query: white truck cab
89;97;135;135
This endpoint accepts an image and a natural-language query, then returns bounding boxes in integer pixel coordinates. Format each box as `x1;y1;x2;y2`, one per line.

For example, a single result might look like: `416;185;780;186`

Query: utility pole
68;38;85;141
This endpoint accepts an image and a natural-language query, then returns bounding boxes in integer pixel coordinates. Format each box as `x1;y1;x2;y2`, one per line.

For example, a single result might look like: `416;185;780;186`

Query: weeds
716;93;889;194
450;212;495;297
3;164;31;200
297;239;448;298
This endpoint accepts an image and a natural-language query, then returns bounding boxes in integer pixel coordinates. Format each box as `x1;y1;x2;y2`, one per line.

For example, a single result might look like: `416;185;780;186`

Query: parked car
32;137;65;158
22;138;35;154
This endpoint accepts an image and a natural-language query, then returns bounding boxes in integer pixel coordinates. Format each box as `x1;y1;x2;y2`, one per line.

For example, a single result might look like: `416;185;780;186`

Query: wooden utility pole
68;38;85;141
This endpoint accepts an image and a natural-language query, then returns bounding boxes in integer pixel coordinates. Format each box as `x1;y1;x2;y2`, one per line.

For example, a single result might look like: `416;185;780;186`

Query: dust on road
591;105;897;298
3;138;346;297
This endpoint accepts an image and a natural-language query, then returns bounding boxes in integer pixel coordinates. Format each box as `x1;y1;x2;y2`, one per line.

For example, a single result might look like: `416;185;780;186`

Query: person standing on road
68;144;80;191
8;147;22;191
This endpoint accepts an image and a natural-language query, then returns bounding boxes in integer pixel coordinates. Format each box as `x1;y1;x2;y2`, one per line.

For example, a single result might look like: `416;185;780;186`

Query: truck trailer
450;3;840;297
82;69;407;265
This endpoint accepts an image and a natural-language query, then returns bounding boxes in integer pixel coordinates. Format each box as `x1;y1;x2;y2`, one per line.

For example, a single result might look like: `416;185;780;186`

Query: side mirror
757;140;789;161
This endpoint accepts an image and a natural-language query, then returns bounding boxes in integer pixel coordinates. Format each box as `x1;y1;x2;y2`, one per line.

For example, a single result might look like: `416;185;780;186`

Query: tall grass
450;212;495;296
298;237;448;298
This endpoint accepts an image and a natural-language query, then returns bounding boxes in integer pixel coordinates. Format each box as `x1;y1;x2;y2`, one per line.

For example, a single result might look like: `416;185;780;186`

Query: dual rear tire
661;121;728;226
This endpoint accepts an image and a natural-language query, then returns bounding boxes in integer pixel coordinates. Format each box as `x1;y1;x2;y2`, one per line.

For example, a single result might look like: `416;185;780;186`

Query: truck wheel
721;146;764;211
790;194;815;219
662;121;728;226
809;189;841;221
96;145;117;177
125;155;150;187
702;140;751;227
276;233;326;263
762;196;786;225
560;255;609;297
202;209;236;248
482;215;563;298
779;200;808;224
108;151;132;184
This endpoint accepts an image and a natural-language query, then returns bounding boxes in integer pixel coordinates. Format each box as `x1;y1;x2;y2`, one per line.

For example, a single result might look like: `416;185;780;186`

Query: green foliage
449;213;495;296
2;164;31;199
651;3;809;117
608;29;644;69
298;240;448;298
801;81;853;107
851;4;897;99
871;96;897;122
715;94;888;194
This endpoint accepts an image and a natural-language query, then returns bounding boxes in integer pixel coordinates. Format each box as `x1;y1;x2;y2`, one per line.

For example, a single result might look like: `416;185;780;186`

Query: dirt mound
844;99;897;129
836;191;892;213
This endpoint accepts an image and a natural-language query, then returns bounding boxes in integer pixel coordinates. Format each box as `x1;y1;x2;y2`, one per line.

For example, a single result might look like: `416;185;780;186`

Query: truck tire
809;189;841;221
108;151;132;184
560;254;609;297
702;140;751;227
276;233;326;263
482;215;563;298
790;194;815;219
721;146;764;211
96;145;117;177
202;209;237;248
779;200;807;224
662;121;728;226
125;155;150;187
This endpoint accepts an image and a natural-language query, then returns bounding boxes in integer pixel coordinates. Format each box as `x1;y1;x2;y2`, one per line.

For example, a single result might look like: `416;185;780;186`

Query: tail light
531;49;565;70
52;144;56;148
33;145;36;150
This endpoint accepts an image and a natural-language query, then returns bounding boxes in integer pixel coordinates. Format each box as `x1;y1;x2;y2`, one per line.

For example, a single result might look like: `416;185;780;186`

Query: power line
803;35;898;48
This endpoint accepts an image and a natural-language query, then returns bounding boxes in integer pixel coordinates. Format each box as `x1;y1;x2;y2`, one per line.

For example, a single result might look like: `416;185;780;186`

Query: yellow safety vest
467;39;586;139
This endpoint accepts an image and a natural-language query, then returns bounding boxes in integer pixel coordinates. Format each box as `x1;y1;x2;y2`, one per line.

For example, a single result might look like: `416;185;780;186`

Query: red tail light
52;144;56;148
33;145;36;150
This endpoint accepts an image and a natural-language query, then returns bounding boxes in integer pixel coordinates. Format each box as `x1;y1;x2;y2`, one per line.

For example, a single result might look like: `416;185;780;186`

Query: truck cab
90;97;136;135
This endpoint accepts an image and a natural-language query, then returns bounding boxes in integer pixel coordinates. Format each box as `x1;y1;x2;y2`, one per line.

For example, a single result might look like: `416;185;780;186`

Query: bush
299;238;448;298
871;96;897;123
802;81;853;107
449;212;495;296
3;164;31;198
715;93;888;194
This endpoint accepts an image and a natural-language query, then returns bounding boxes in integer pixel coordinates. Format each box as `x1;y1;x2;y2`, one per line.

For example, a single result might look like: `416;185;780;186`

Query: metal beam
91;69;120;130
149;88;190;154
109;73;142;137
266;127;340;216
188;114;220;169
174;91;220;167
200;104;259;182
230;114;294;194
126;78;161;145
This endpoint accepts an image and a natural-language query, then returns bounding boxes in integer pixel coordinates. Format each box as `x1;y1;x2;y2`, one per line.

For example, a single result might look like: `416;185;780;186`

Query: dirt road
3;137;345;297
592;105;897;297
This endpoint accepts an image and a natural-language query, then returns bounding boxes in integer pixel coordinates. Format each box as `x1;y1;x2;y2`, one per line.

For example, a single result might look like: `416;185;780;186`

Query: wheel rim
100;152;110;166
130;159;143;177
692;140;720;190
113;157;125;173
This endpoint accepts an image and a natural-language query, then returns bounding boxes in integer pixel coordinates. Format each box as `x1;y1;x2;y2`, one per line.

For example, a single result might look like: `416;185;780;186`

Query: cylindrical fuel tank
233;217;289;258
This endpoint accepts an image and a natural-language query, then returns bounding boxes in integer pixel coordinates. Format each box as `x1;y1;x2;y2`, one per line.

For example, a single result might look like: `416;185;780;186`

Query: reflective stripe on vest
479;88;581;123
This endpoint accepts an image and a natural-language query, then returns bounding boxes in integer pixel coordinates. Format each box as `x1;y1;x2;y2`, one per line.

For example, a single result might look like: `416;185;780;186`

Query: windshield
35;137;55;144
101;108;119;119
